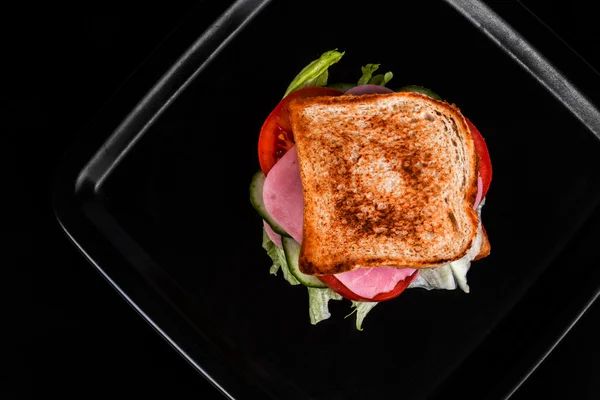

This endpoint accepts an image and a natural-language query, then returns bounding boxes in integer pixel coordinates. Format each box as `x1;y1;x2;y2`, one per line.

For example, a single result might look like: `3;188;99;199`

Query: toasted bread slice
474;224;490;260
289;92;480;275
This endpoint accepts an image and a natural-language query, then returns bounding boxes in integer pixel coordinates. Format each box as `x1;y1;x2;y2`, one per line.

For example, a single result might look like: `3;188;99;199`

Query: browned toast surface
289;92;480;275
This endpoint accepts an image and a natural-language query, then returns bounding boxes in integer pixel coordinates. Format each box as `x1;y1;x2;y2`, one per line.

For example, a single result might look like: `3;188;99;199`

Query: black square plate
53;1;600;399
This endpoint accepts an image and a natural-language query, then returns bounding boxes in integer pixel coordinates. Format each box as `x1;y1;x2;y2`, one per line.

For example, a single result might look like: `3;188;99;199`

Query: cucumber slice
396;85;442;100
249;170;288;236
282;237;327;288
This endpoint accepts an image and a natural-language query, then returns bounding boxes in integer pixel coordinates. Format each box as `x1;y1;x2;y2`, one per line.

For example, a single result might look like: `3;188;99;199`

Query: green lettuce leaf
311;69;329;88
357;63;380;85
262;229;300;285
284;49;345;97
347;301;379;331
357;64;394;86
408;260;471;293
368;71;394;86
308;287;343;325
407;264;460;291
450;260;471;293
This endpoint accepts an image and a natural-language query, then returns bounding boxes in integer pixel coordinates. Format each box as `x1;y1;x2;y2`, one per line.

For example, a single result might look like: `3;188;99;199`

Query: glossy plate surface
54;1;600;399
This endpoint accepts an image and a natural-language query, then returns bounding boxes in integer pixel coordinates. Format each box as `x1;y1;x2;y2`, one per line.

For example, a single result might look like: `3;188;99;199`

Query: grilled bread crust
289;92;480;275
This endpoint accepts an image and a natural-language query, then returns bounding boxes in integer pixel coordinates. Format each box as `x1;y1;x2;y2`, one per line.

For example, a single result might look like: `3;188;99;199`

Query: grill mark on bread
289;92;479;275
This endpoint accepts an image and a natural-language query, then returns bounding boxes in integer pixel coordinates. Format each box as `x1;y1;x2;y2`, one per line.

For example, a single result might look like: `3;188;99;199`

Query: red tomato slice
318;270;419;302
466;118;492;199
258;87;343;175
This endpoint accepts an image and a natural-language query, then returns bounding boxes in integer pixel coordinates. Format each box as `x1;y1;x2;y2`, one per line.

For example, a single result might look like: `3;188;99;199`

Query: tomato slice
318;270;419;302
258;87;343;175
466;118;492;199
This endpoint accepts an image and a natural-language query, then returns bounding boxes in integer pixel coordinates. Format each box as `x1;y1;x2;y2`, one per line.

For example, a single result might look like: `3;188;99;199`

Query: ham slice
262;145;304;243
264;220;282;248
334;267;416;300
474;175;483;208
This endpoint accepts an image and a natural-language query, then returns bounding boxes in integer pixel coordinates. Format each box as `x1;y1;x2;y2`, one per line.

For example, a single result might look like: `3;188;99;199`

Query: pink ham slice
263;220;282;248
334;267;416;300
345;84;394;95
262;144;304;243
474;175;483;208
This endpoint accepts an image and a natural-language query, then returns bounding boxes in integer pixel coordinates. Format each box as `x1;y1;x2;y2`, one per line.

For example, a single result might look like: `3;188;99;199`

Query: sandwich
250;50;492;330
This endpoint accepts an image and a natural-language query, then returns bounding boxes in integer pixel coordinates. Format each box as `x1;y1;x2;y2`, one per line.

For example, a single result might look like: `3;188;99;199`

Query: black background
17;1;600;399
